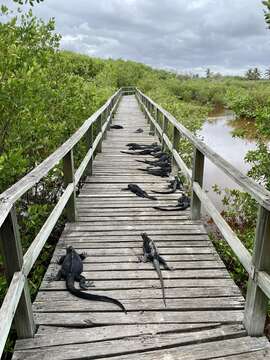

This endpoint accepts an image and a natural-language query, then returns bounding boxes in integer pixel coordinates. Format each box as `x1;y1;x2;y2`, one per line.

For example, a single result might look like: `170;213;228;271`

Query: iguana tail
153;258;166;307
145;194;157;201
153;206;187;211
66;275;127;313
151;189;175;194
135;160;148;164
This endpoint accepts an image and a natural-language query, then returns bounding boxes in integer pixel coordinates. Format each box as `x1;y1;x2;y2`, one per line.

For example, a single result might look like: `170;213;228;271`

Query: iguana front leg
57;255;66;265
79;252;88;260
138;254;149;263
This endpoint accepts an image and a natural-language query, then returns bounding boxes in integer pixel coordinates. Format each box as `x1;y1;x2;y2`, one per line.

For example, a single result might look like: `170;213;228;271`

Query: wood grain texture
11;94;267;360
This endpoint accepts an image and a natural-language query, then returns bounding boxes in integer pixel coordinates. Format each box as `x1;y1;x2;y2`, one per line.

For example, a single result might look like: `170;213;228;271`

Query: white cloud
20;0;270;75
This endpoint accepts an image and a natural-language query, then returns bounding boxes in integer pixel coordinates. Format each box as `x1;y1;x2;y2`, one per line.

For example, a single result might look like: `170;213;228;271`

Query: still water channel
197;110;257;209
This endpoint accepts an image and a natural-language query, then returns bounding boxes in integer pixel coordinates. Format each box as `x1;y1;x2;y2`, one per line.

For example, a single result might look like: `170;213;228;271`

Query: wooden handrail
135;88;270;336
136;89;270;211
0;89;121;228
0;88;122;357
1;86;270;357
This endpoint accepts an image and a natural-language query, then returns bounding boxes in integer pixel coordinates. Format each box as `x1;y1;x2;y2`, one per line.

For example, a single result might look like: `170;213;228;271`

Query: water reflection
198;111;257;209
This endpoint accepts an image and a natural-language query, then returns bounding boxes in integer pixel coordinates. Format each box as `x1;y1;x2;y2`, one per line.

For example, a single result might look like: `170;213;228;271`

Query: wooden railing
0;88;123;357
0;87;269;357
135;88;270;337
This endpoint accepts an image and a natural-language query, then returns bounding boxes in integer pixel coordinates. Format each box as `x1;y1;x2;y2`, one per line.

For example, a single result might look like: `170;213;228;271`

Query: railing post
191;148;205;220
162;114;168;150
172;126;180;173
97;114;102;153
108;102;113;130
85;123;93;176
244;205;270;336
103;107;108;140
63;149;77;222
0;206;35;338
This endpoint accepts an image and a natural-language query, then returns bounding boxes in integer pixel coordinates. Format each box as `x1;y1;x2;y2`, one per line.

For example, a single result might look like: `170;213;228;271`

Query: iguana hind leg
158;255;172;270
78;275;95;290
55;269;63;281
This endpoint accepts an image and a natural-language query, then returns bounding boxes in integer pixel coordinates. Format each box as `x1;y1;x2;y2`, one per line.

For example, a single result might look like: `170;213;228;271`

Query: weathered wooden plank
59;233;209;242
12;325;247;360
33;297;244;313
45;267;229;281
53;247;215;257
51;252;219;263
62;229;207;237
59;240;212;248
41;277;237;291
85;177;166;183
48;260;224;271
77;207;190;214
102;336;270;360
35;286;241;302
34;310;244;329
15;323;216;350
70;220;197;227
64;223;205;232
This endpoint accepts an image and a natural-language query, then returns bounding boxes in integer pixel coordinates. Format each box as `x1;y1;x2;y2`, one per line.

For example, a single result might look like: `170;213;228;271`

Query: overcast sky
18;0;270;75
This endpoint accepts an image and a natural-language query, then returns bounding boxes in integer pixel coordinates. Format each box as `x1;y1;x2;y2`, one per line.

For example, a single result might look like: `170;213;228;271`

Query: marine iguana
153;193;190;211
110;124;124;129
140;232;171;307
138;165;171;177
134;128;144;133
136;154;171;165
121;147;161;156
121;183;157;200
56;246;126;312
152;176;183;194
126;142;157;149
152;151;169;158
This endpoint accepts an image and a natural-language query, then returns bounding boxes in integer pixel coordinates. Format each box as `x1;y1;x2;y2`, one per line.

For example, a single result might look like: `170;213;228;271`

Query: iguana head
141;232;150;243
66;245;74;253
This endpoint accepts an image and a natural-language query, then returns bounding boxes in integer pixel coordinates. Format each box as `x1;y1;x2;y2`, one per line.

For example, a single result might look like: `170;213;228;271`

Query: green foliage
12;0;44;6
245;67;261;80
263;0;270;28
245;143;270;190
211;187;257;291
1;2;270;355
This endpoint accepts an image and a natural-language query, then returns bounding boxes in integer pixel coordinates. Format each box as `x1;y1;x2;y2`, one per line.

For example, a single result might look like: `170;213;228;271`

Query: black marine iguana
137;164;171;177
110;124;124;129
121;148;161;156
56;246;126;312
134;128;144;133
126;142;158;149
140;233;171;306
152;151;169;158
121;184;157;200
152;176;183;194
153;193;190;211
136;154;171;166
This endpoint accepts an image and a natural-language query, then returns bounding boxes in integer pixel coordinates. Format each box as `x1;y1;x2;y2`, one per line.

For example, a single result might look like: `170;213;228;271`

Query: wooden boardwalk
12;96;269;359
